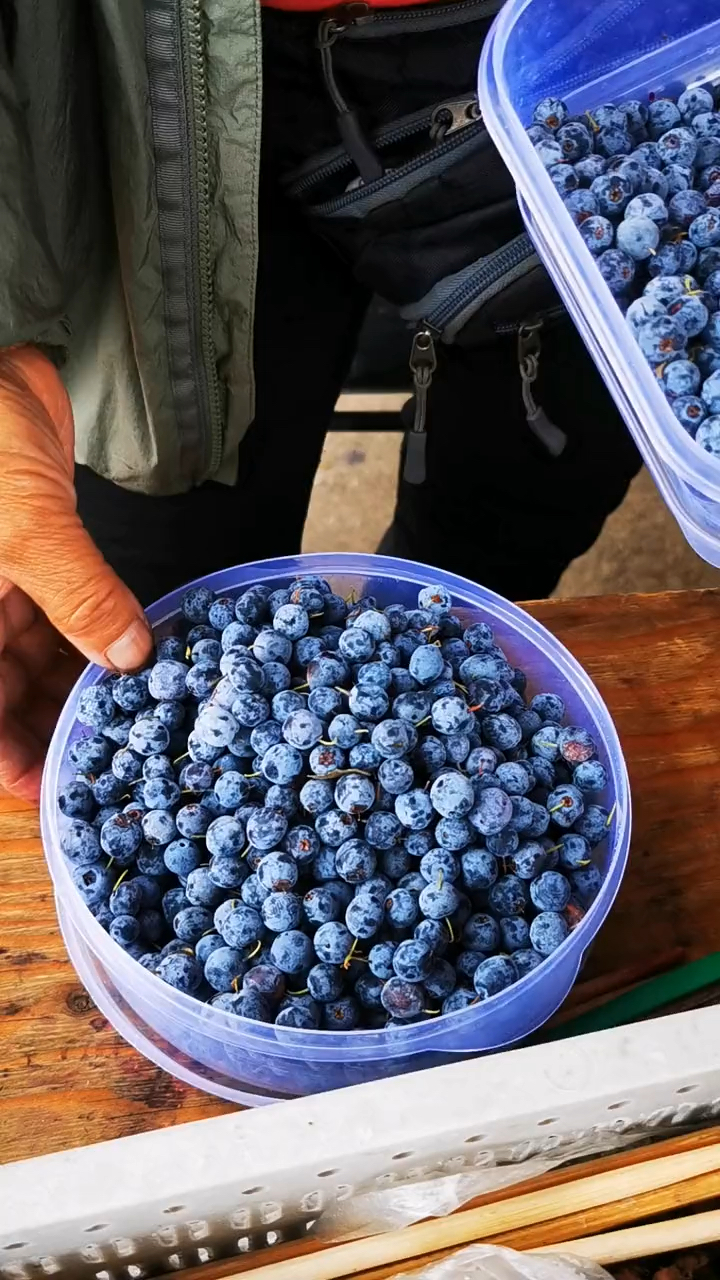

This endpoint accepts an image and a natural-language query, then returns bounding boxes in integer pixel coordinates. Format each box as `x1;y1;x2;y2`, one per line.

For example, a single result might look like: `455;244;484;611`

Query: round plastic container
478;0;720;567
41;553;630;1105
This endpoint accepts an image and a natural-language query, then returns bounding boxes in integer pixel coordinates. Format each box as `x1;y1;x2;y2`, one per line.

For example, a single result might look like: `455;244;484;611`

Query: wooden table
3;588;720;1167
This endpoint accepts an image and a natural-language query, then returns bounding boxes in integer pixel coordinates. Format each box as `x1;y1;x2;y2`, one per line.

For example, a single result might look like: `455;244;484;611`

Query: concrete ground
302;427;720;596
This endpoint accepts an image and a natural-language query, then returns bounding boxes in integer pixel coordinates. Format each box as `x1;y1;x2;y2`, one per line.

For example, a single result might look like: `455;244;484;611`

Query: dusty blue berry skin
62;572;614;1032
473;954;518;998
530;911;569;956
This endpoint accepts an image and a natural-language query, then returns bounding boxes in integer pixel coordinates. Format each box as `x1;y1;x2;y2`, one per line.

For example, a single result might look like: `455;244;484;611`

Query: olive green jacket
1;1;261;494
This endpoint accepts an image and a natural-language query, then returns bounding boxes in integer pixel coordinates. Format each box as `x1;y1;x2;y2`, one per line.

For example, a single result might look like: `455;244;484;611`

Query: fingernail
105;619;152;671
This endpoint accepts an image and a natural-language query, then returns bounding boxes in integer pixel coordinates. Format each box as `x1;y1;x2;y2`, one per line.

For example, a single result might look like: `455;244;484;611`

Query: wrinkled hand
0;346;152;800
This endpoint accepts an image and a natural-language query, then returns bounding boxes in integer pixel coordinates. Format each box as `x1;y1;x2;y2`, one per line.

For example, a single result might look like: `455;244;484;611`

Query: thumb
11;514;154;671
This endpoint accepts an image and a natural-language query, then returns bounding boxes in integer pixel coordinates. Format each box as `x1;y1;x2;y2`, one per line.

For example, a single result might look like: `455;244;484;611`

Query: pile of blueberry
57;577;611;1032
530;87;720;453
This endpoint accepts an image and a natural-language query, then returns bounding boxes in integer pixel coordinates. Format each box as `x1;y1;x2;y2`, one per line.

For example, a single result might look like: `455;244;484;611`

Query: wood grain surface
2;588;720;1165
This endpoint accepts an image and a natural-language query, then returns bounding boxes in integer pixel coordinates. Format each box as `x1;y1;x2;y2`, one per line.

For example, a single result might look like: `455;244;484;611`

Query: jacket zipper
181;0;224;476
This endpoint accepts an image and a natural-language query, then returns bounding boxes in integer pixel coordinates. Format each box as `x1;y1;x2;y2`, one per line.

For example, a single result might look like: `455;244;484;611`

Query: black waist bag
283;0;563;480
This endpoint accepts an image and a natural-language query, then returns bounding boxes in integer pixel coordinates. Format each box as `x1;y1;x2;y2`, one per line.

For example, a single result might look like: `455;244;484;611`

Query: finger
24;695;65;746
5;513;153;672
0;652;28;717
0;713;46;802
38;652;85;704
6;615;60;679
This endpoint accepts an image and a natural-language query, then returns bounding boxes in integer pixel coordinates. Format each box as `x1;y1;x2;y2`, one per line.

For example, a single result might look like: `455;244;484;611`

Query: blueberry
460;847;498;891
427;771;473;819
590;174;632;218
380;977;425;1021
557;121;592;162
308;686;343;719
243;964;285;1002
575;155;607;186
647;99;681;138
417;881;460;920
508;838;544;879
394;788;433;831
72;862;114;905
307;962;345;1003
377;758;414;796
557;833;592;871
333;838;375;885
231;693;270;730
262;891;303;933
215;900;262;948
204;946;247;993
690;210;720;248
68;734;112;775
473;954;517;998
58;781;95;819
530;911;569;956
533;97;568;131
309;744;347;776
597;248;635;295
393;938;434;982
100;813;143;859
488;874;527;917
662;359;702;398
334;774;376;815
173;905;213;944
274;1000;319;1029
346;892;384;939
468;786;512;836
156;636;186;662
245;806;287;850
158;952;203;993
384;887;420;929
254;852;297;893
616;216;659;260
77;684;116;730
695;415;720;453
312;921;352;965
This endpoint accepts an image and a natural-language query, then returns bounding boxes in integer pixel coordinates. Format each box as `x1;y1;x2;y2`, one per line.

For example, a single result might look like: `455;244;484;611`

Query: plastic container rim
41;552;630;1055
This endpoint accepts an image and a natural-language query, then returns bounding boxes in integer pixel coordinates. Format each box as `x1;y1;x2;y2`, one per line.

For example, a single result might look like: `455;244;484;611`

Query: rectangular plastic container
478;0;720;566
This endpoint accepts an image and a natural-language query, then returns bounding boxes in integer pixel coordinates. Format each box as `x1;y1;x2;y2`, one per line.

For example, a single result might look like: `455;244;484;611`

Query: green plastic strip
539;952;720;1042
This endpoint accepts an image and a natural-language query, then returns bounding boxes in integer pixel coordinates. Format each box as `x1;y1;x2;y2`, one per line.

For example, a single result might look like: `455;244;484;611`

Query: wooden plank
1;588;719;1164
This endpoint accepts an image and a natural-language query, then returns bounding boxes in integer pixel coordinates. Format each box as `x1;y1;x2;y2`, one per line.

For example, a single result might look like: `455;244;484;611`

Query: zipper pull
429;97;482;144
518;322;567;458
317;7;382;185
404;326;437;485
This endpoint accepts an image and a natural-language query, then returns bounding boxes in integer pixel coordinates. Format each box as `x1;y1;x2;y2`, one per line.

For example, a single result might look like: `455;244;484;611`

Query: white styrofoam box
1;1006;719;1278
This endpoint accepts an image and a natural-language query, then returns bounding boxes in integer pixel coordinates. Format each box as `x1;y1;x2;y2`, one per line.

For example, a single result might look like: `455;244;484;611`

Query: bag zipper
403;235;540;484
314;120;485;215
316;0;496;183
288;96;482;200
181;0;224;476
326;0;504;40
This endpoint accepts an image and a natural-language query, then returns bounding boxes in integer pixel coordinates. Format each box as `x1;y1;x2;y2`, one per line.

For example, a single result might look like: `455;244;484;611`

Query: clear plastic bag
386;1244;615;1280
315;1130;639;1240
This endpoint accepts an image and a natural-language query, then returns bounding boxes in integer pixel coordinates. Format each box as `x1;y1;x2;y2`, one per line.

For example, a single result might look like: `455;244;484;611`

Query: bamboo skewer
537;1207;720;1264
207;1143;720;1280
341;1168;720;1280
167;1127;720;1280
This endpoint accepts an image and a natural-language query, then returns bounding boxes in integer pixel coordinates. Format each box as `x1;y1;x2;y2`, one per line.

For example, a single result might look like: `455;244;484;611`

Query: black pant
76;9;641;609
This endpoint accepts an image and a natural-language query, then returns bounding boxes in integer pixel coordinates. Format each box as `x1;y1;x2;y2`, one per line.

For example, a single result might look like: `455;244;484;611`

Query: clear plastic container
478;0;720;567
41;554;630;1105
